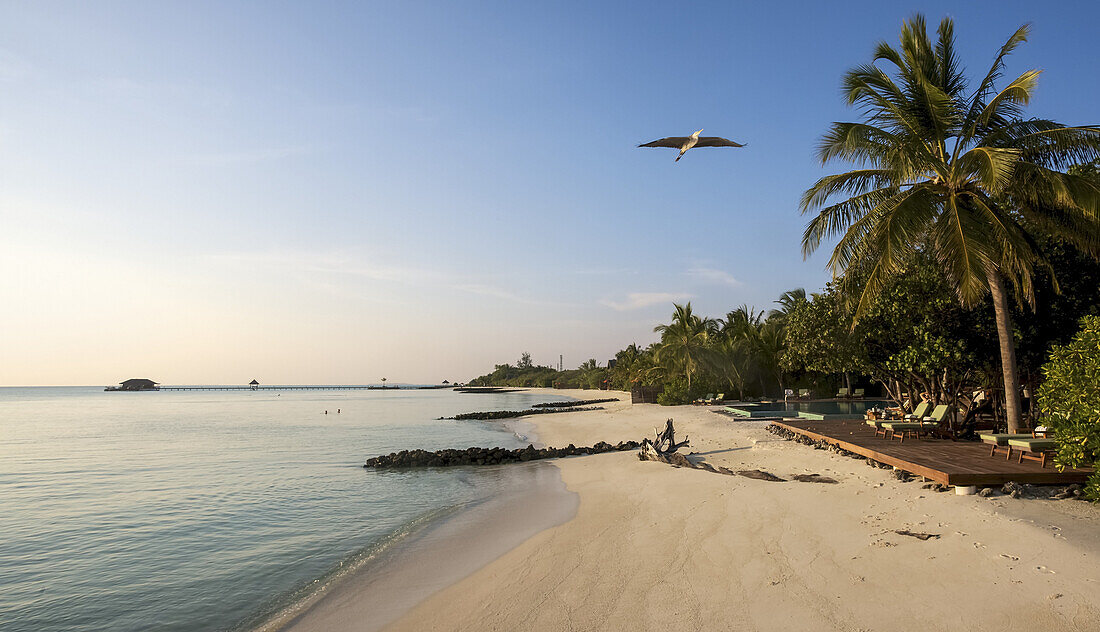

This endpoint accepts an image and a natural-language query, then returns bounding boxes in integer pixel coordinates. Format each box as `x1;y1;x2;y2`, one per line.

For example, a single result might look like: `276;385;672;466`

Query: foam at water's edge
236;503;467;632
270;461;578;632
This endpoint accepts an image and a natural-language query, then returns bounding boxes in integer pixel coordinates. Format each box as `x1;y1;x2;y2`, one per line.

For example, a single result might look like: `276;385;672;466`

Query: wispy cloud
687;267;743;287
205;251;534;303
600;292;692;311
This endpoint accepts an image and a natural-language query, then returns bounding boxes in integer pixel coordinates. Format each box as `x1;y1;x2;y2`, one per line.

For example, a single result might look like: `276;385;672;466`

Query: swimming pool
725;400;889;420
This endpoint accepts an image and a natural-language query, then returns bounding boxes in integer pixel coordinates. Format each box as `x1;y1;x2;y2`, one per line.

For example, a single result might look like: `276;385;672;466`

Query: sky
2;1;1098;386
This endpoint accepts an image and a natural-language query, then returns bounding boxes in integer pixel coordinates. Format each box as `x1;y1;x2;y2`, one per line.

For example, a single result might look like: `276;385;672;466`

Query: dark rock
792;473;838;484
364;440;641;468
736;469;787;482
531;398;619;408
451;406;605;421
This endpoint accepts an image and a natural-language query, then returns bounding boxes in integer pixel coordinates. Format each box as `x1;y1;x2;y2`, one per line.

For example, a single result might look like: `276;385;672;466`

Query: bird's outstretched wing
638;137;690;148
694;137;745;147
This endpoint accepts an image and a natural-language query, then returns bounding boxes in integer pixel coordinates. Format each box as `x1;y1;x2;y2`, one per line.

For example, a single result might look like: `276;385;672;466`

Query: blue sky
2;1;1098;385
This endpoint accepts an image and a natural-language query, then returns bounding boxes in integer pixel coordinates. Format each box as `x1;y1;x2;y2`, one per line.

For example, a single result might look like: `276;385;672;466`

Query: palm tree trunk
988;271;1024;433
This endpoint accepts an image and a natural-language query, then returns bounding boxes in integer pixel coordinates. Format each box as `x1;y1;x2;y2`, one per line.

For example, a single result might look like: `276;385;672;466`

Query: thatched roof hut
119;379;158;391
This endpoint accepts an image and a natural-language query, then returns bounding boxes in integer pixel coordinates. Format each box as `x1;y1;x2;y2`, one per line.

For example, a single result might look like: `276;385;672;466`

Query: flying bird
638;129;745;162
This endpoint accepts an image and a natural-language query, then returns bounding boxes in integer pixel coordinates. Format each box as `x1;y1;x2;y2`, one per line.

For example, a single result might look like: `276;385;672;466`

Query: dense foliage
799;14;1100;433
469;295;813;404
1036;316;1100;500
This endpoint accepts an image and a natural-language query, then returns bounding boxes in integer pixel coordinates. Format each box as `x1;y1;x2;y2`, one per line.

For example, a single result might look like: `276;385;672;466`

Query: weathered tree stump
639;419;690;463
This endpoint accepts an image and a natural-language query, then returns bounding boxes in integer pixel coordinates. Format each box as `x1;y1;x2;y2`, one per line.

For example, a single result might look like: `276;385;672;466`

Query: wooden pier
772;419;1093;486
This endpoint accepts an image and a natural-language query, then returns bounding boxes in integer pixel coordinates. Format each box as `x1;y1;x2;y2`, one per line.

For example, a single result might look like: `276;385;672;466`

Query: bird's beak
695;129;703;135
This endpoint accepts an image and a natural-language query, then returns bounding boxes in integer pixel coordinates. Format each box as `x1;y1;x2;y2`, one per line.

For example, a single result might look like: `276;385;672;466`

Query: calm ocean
0;386;574;632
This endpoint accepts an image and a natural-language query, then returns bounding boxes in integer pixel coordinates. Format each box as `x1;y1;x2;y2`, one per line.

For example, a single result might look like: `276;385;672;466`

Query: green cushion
1006;438;1057;450
979;433;1033;445
882;422;921;430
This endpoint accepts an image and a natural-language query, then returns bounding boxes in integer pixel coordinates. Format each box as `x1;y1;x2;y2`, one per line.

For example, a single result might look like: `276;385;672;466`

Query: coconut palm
769;288;807;321
801;15;1100;432
653;302;715;390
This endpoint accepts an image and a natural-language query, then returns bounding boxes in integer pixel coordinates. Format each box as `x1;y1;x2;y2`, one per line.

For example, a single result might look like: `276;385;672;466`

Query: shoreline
270;389;594;632
383;392;1100;631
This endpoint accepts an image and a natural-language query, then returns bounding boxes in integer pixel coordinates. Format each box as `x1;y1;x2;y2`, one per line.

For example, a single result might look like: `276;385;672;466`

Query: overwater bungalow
105;378;159;392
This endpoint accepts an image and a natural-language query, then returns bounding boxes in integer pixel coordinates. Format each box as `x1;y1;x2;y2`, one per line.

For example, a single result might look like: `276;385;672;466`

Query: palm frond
977;69;1041;128
800;169;901;211
958;146;1022;192
928;195;998;305
799;187;901;257
962;23;1031;142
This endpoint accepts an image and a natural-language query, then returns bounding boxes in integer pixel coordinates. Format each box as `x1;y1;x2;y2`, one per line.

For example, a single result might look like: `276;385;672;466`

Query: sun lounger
707;393;725;404
904;401;932;421
866;417;892;438
882;404;949;442
979;433;1035;459
852;388;865;398
836;387;848;398
694;394;714;405
798;388;811;399
1006;437;1058;467
880;421;923;442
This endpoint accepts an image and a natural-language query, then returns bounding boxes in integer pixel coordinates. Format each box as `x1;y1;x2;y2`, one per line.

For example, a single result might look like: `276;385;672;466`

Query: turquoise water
0;387;574;632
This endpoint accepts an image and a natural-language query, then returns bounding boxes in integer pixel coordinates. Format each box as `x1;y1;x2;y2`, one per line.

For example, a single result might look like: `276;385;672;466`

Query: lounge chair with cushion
1007;437;1058;468
694;394;714;405
836;387;848;399
881;404;949;442
865;417;893;438
798;388;811;399
852;388;865;398
904;401;932;421
980;433;1037;458
707;393;725;405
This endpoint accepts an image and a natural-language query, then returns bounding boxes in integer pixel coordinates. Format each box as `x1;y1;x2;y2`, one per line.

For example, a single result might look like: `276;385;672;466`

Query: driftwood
638;420;786;481
895;530;940;541
637;420;805;483
639;419;690;461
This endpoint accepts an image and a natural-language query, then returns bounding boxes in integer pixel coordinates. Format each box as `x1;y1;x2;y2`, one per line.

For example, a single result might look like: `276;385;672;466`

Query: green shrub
657;379;692;405
1036;315;1100;500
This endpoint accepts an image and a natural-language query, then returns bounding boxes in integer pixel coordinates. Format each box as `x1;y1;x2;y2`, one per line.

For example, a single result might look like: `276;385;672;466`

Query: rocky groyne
531;398;619;408
364;441;641;468
449;406;603;421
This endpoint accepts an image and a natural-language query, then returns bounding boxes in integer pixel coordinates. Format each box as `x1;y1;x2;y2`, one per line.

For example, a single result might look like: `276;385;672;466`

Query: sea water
0;386;574;632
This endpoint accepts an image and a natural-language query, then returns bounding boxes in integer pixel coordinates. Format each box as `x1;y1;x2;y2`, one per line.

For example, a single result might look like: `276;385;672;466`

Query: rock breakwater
364;441;641;468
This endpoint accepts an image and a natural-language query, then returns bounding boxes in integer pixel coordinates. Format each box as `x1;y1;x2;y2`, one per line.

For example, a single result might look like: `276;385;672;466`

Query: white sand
286;389;1100;631
386;390;1100;632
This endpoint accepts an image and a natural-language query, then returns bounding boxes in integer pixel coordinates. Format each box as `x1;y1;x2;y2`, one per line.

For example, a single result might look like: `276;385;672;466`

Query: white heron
638;129;745;162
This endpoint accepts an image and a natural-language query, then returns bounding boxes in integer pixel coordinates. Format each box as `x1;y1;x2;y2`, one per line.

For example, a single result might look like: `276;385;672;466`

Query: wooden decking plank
772;419;1092;487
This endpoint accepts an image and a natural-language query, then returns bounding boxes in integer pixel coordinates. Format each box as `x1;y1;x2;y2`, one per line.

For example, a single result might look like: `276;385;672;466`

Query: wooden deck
772;419;1093;486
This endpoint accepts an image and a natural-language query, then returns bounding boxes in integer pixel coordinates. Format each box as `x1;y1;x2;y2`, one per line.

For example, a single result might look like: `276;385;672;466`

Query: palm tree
801;15;1100;432
653;302;715;390
769;288;807;321
710;336;750;400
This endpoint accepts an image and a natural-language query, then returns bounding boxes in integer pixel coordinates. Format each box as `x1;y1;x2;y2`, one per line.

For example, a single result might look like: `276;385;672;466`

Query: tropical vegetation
799;15;1100;432
1036;315;1100;499
471;15;1100;477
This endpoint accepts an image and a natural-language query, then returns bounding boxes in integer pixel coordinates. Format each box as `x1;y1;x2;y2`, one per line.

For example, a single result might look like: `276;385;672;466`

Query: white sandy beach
290;390;1100;632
